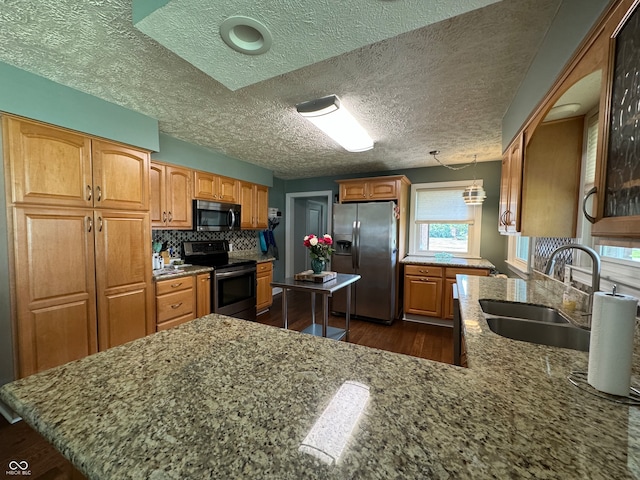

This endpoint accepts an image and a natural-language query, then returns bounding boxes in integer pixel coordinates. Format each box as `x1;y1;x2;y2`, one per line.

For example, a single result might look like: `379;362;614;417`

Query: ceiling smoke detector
220;16;272;55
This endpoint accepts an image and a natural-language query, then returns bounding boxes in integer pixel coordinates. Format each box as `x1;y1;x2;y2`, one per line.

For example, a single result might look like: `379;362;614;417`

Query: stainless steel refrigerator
331;201;397;324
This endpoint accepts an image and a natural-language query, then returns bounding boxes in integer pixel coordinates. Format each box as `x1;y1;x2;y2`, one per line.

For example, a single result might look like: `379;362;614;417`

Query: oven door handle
215;268;255;279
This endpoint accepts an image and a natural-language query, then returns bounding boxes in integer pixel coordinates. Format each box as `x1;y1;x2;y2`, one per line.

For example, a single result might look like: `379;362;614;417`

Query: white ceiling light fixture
220;16;272;55
429;151;486;205
544;102;582;122
296;95;374;152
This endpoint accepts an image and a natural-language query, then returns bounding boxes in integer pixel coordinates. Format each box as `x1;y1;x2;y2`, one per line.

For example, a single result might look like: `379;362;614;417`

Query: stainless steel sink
479;299;569;324
485;317;590;351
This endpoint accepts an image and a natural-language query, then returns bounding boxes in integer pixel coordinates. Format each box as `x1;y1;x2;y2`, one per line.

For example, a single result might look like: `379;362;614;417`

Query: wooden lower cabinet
443;267;490;320
12;207;98;377
256;261;273;313
196;273;211;317
94;211;154;349
404;265;444;318
404;264;490;322
11;207;153;377
156;276;196;331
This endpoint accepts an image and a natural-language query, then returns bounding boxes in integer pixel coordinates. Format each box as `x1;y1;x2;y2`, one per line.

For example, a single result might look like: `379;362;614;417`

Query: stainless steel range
182;240;257;321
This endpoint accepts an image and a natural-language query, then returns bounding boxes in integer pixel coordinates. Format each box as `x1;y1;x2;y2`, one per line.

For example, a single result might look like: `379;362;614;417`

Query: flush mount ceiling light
545;103;582;122
429;151;486;205
220;16;272;55
296;95;374;152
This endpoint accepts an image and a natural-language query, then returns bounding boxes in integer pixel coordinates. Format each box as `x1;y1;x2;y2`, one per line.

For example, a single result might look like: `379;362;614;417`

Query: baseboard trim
403;313;453;328
0;399;22;424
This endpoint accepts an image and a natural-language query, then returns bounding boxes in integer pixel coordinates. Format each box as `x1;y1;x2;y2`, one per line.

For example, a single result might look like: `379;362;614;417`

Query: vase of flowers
303;234;335;274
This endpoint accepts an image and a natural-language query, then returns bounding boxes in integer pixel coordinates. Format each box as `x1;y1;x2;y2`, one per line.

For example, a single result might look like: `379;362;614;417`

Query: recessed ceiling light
220;16;272;55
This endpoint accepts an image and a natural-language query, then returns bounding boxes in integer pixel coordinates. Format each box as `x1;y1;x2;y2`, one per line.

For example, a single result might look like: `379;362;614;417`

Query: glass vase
311;258;325;274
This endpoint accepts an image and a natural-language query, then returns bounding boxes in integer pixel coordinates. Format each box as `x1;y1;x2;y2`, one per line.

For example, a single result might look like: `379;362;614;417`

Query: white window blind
415;187;474;223
584;112;599;187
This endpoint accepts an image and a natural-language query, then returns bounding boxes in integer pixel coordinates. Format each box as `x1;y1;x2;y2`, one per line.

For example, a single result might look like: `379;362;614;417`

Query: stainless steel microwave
193;200;241;231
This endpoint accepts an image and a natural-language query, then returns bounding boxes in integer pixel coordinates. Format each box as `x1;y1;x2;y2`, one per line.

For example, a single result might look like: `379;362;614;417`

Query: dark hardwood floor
0;291;453;479
259;290;454;363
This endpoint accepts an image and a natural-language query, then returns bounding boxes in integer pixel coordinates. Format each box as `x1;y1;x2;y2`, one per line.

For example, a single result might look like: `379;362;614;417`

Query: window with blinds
409;181;483;257
584;112;599;187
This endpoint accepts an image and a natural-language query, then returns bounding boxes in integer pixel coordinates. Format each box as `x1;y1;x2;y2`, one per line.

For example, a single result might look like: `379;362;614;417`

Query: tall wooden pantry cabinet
2;115;154;378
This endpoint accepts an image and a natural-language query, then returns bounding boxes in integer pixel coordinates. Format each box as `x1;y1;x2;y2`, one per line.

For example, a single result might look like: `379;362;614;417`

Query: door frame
285;190;333;278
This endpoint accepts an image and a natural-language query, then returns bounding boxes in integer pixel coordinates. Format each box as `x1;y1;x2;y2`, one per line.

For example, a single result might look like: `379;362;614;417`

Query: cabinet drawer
257;262;273;274
445;267;490;278
156;289;195;323
156;276;195;295
404;265;443;277
156;313;194;331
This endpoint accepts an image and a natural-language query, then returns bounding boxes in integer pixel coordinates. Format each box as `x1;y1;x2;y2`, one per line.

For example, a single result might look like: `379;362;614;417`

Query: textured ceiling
0;0;562;179
133;0;500;91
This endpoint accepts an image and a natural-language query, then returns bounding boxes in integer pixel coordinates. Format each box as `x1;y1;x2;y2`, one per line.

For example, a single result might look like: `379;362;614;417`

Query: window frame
408;180;483;258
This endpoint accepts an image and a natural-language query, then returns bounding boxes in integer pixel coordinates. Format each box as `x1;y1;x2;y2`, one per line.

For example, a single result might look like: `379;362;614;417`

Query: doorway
285;191;333;277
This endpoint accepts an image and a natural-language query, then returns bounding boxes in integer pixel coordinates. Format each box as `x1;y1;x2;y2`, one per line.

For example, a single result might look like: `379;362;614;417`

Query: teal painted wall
132;0;171;24
502;0;610;150
153;134;273;187
0;62;159;151
270;160;507;282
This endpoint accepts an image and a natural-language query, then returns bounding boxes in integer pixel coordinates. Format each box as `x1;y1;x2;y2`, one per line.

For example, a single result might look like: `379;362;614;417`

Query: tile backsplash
152;229;259;255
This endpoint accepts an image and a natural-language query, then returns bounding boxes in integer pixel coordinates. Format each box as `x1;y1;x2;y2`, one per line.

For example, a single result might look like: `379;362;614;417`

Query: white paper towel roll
588;292;638;396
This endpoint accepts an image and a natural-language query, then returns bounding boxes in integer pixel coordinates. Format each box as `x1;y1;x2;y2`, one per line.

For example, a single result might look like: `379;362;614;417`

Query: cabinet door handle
87;185;92;201
168;211;173;222
162;211;167;223
504;210;511;226
87;216;93;232
171;282;183;288
582;186;597;224
170;302;183;309
98;216;103;232
96;186;102;201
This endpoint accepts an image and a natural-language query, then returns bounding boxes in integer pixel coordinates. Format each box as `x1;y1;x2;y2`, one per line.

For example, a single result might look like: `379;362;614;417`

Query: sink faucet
544;244;601;320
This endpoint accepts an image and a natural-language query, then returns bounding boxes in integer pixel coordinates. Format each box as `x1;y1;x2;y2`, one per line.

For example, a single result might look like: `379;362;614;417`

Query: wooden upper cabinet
592;0;640;237
521;117;583;237
239;181;268;229
92;140;149;211
12;206;98;378
340;182;368;201
255;184;268;229
337;175;409;203
194;171;239;203
2;116;150;211
151;161;192;229
3;116;93;207
150;162;165;226
498;134;523;234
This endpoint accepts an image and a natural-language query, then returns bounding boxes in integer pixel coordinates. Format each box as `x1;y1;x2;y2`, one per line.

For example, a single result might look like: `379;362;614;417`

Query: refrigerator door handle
351;221;358;270
355;221;362;269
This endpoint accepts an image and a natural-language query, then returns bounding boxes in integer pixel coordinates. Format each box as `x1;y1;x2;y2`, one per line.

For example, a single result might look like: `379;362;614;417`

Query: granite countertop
401;255;495;270
152;252;274;281
2;276;639;478
229;250;276;263
152;265;214;281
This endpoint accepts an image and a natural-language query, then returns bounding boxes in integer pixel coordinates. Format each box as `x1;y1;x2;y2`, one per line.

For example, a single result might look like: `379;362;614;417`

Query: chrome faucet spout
544;244;601;324
544;244;601;293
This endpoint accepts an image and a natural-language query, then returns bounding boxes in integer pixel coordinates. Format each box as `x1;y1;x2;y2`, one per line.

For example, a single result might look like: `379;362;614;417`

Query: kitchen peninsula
1;275;639;478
